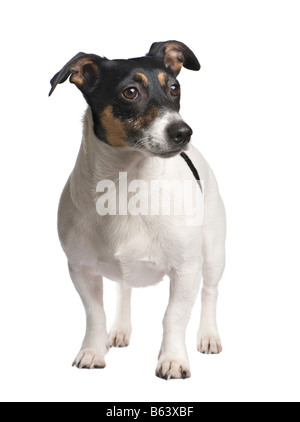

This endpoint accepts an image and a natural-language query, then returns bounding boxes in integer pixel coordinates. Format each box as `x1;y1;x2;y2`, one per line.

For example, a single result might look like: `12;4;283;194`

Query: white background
1;0;299;403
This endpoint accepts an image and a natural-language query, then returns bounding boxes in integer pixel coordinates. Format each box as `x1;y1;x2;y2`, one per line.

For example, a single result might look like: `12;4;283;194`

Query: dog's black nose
167;122;193;146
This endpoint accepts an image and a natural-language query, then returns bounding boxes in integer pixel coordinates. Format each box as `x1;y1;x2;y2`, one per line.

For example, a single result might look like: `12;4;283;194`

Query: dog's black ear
49;52;102;96
147;41;200;76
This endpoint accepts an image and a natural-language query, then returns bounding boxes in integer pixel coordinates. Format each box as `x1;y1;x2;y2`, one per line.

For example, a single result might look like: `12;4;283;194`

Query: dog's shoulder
186;145;221;194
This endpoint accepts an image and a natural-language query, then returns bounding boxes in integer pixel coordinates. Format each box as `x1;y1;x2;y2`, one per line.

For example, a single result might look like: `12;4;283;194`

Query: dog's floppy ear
147;41;200;76
49;52;101;96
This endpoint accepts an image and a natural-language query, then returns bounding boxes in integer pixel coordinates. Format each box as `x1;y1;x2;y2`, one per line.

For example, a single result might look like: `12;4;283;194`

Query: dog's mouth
144;138;190;158
151;148;185;158
132;138;188;159
133;144;186;159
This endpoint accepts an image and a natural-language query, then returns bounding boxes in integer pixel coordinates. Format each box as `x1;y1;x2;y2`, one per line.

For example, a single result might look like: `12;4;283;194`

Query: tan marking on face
135;72;148;86
100;106;128;147
127;106;159;131
158;72;167;86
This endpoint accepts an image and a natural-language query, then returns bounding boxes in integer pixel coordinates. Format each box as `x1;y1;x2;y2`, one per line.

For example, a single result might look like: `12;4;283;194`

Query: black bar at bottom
98;403;207;418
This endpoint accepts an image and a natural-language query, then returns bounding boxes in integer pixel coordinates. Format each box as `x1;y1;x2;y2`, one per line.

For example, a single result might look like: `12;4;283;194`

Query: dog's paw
197;332;222;354
109;326;131;348
72;348;106;369
155;357;191;380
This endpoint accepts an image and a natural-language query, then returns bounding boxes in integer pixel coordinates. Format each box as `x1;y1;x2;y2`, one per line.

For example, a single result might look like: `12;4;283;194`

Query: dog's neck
70;108;166;208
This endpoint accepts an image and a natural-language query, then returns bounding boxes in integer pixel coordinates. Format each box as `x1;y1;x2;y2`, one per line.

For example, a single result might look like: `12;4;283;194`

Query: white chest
93;214;171;286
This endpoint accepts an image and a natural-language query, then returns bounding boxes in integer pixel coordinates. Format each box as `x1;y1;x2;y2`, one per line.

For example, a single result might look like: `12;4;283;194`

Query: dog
49;41;226;379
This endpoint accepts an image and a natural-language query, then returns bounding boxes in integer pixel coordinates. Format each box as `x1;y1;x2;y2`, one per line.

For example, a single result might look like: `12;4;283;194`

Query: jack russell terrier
49;41;226;380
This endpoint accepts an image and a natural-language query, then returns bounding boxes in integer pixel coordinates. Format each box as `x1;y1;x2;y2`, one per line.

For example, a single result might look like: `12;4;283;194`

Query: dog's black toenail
182;371;187;379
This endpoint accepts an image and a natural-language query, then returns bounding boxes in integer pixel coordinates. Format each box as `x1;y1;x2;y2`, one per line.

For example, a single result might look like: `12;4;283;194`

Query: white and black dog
49;41;226;379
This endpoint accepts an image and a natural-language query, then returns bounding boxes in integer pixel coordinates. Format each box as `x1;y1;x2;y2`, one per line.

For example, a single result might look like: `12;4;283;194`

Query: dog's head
49;41;200;158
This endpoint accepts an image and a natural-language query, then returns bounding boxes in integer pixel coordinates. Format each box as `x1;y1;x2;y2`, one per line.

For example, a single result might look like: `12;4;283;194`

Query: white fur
141;110;184;154
59;107;226;378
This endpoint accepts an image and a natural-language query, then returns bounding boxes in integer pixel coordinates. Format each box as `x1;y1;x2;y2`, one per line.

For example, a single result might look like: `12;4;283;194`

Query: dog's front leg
69;264;110;369
109;284;132;348
156;268;201;380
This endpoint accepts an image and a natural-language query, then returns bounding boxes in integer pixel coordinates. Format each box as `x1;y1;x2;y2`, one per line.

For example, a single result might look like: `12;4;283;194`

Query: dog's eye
170;84;180;97
123;87;139;100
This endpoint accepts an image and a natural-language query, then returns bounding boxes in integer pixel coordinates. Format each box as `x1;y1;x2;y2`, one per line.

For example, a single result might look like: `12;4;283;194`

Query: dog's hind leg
198;177;226;355
109;284;132;348
69;264;110;369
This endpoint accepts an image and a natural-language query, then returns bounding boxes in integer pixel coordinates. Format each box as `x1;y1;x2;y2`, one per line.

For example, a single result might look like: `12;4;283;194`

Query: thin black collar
180;152;203;193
